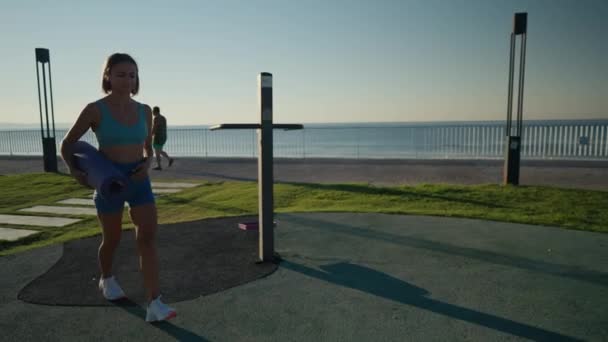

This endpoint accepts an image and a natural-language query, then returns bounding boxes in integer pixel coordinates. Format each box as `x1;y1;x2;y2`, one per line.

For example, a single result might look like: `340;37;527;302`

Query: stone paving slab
19;206;98;216
58;199;130;207
0;214;81;227
87;188;182;198
151;182;198;188
57;198;95;206
152;188;182;194
0;227;40;241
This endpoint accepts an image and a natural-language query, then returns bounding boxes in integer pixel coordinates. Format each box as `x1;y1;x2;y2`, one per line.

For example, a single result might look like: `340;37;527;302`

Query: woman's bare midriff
100;144;146;163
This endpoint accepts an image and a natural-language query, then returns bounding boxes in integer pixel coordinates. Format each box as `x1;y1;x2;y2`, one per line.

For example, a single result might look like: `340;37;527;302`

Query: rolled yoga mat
71;141;131;202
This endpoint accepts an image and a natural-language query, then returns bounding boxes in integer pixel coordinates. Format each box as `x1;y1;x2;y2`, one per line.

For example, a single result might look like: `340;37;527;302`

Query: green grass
1;172;607;256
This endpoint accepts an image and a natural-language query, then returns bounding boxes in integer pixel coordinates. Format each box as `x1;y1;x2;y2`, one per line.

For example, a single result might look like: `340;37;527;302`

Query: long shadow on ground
281;260;581;341
281;213;608;288
287;182;510;209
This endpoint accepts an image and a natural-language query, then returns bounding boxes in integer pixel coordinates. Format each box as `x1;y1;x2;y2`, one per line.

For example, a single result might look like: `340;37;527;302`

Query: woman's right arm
60;103;95;184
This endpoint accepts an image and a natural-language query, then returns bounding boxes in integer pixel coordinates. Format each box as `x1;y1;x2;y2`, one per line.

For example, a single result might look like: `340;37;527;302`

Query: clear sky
1;0;606;126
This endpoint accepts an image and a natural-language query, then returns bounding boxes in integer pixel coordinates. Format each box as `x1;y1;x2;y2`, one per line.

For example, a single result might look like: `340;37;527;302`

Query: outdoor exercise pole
35;48;58;172
504;13;527;185
210;73;303;262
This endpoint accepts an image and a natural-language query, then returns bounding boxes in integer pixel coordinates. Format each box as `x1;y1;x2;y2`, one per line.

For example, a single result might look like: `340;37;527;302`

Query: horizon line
2;117;608;128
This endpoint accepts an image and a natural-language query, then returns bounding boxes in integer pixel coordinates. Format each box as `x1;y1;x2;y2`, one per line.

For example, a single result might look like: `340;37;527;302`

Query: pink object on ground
238;221;277;231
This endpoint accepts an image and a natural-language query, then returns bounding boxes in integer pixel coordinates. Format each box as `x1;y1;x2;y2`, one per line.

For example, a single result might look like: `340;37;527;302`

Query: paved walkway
1;156;607;190
1;213;607;341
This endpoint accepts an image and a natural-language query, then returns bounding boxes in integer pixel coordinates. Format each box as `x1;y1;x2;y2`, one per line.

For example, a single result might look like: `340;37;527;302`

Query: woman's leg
97;210;124;278
129;203;160;301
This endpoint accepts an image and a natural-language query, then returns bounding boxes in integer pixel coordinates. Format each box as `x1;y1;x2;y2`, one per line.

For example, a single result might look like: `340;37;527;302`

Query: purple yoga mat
71;141;131;202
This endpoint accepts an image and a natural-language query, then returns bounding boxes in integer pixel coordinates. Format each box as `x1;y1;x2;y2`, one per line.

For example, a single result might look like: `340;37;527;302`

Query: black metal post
35;48;58;172
258;72;274;261
504;13;527;186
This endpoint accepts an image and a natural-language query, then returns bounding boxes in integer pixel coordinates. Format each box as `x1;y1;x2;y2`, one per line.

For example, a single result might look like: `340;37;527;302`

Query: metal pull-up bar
211;73;303;262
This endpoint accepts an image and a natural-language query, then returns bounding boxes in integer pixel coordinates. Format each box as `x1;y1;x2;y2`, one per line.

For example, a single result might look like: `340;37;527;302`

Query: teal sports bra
94;100;148;148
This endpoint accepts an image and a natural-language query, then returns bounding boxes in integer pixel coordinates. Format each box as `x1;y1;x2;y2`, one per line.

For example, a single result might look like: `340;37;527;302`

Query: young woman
60;53;176;322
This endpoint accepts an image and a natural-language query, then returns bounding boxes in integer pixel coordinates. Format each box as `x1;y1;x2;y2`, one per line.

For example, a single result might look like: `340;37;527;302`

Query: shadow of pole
279;213;608;288
286;182;509;209
280;260;581;341
164;170;256;182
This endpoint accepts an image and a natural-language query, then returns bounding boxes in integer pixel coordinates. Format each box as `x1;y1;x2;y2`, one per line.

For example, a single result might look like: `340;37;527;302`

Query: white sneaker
146;295;177;322
98;276;127;301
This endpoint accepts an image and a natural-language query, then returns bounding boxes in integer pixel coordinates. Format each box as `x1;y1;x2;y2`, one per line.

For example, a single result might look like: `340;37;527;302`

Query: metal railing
1;120;607;160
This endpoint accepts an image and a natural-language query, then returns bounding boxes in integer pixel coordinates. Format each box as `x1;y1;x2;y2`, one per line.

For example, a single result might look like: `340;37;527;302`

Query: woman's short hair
101;53;140;95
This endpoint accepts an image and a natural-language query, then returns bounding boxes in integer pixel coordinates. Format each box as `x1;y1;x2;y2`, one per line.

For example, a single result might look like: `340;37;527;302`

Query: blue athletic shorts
93;160;155;214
